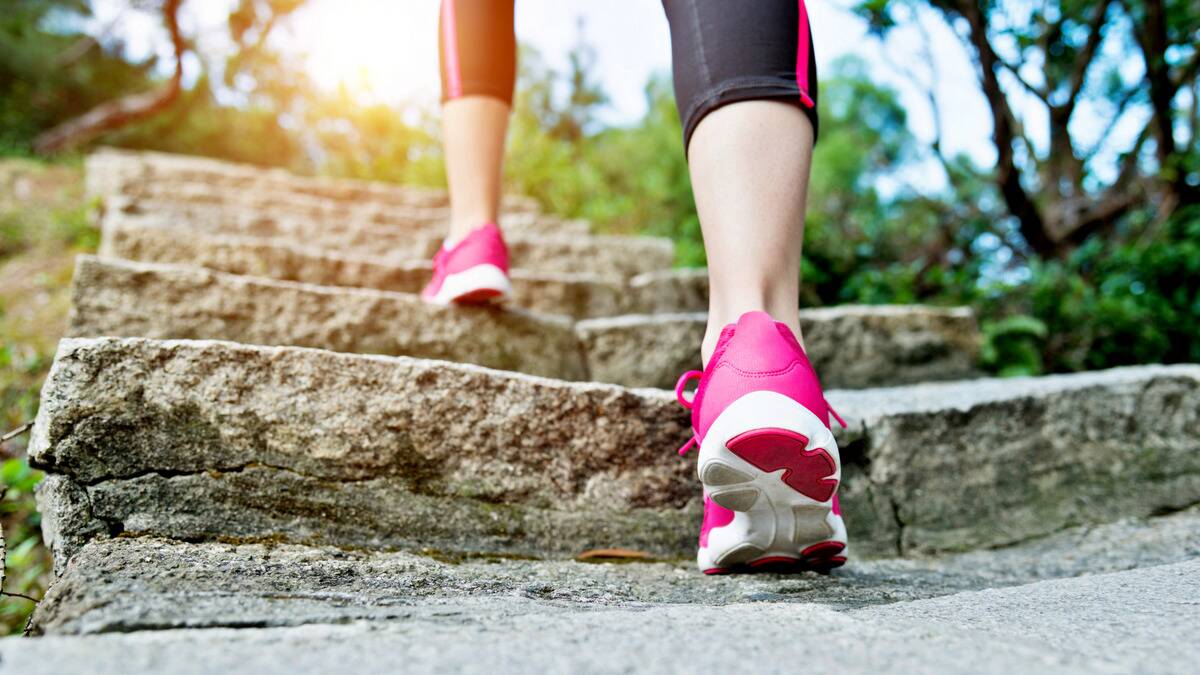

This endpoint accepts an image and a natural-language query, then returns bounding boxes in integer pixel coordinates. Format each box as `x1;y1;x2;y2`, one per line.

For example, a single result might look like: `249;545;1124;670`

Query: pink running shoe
421;222;513;305
676;311;848;574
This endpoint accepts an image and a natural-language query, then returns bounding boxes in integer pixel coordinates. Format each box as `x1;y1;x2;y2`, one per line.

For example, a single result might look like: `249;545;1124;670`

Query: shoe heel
438;264;512;305
695;392;848;572
696;392;840;510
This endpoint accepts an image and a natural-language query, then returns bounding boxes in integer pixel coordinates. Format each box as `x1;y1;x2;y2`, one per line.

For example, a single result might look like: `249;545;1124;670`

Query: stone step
9;553;1198;673
100;211;675;278
68;256;982;388
100;222;698;320
102;192;591;237
86;148;542;213
576;307;980;389
31;337;1200;570
67;256;586;380
29;507;1200;635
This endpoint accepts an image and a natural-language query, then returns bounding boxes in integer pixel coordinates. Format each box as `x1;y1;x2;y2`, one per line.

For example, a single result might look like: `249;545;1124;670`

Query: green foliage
0;158;90;634
981;208;1200;375
0;159;93;261
981;315;1048;377
302;88;446;186
0;1;157;155
1;458;48;635
105;75;306;169
503;46;700;260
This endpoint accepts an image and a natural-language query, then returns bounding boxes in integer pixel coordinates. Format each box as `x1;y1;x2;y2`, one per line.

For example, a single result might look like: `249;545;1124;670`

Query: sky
84;0;1084;192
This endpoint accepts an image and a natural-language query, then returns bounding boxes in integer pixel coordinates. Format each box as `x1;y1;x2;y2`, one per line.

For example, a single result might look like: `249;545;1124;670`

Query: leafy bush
1;458;47;635
981;315;1048;377
979;207;1200;375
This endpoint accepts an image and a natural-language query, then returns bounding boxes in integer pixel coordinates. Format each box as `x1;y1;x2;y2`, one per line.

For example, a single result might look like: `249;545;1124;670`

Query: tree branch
1082;85;1143;160
0;421;33;444
1063;0;1114;113
883;14;959;186
995;55;1051;105
1060;190;1140;247
941;0;1057;256
1128;0;1177;162
1172;47;1200;92
1059;123;1152;245
33;0;185;154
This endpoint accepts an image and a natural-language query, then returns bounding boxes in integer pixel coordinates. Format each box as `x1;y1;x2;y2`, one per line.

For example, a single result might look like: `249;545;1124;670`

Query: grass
0;156;93;634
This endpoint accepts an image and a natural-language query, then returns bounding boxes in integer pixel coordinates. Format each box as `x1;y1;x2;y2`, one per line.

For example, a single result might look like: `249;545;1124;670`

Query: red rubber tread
451;288;504;305
724;427;838;502
701;542;846;575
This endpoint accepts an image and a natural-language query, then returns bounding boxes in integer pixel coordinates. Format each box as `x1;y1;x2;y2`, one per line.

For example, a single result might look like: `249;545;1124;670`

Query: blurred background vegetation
1;0;1197;633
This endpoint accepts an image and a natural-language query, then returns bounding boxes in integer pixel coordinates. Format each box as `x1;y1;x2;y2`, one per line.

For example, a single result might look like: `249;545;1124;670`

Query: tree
0;0;157;154
27;0;307;156
32;0;184;154
857;0;1200;258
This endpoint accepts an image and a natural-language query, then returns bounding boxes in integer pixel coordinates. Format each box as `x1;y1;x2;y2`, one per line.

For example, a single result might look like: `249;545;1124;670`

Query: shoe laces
674;370;703;456
672;370;847;457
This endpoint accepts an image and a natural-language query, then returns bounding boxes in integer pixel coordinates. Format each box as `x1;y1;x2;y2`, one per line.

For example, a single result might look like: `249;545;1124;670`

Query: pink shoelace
673;370;847;456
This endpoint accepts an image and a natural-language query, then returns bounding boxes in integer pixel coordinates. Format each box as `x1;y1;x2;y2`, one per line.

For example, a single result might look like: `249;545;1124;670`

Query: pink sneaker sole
452;287;506;305
702;543;848;575
423;263;512;306
696;391;847;573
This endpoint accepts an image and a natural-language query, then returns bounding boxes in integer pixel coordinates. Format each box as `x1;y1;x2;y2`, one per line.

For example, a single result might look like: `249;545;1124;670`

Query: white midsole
426;264;512;305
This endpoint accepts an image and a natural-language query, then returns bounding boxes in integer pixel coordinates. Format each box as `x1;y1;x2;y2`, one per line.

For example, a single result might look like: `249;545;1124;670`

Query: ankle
446;217;498;248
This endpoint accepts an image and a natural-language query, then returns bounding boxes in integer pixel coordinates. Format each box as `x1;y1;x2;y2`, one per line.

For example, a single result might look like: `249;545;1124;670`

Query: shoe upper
698;494;735;548
678;311;848;564
421;222;509;299
676;311;835;449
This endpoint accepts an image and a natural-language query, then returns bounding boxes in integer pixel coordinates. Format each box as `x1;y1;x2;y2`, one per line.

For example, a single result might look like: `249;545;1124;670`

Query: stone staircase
5;148;1198;673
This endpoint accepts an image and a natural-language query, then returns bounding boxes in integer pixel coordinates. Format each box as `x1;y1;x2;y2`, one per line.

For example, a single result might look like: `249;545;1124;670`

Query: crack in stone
889;497;905;556
75;461;385;489
838;420;905;557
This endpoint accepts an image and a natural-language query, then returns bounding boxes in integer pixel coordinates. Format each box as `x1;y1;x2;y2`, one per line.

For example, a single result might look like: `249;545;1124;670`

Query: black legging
439;0;819;150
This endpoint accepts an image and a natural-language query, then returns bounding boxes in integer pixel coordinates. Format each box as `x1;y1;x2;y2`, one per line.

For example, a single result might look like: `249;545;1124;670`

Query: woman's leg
688;102;814;364
438;0;516;245
662;0;820;365
424;0;517;304
665;0;846;575
442;99;510;245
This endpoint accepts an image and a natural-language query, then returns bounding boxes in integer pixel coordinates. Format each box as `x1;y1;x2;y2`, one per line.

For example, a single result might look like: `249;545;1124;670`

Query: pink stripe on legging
442;0;463;98
795;0;815;108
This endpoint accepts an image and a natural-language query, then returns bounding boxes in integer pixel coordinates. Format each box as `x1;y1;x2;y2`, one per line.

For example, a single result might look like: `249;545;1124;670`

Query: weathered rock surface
41;149;1194;675
101;224;627;319
103;193;590;237
86;148;541;214
67;256;587;380
576;306;980;389
575;314;706;388
101;211;674;277
71;255;982;388
7;560;1198;674
626;268;709;314
28;508;1200;635
98;223;717;319
30;337;1200;568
